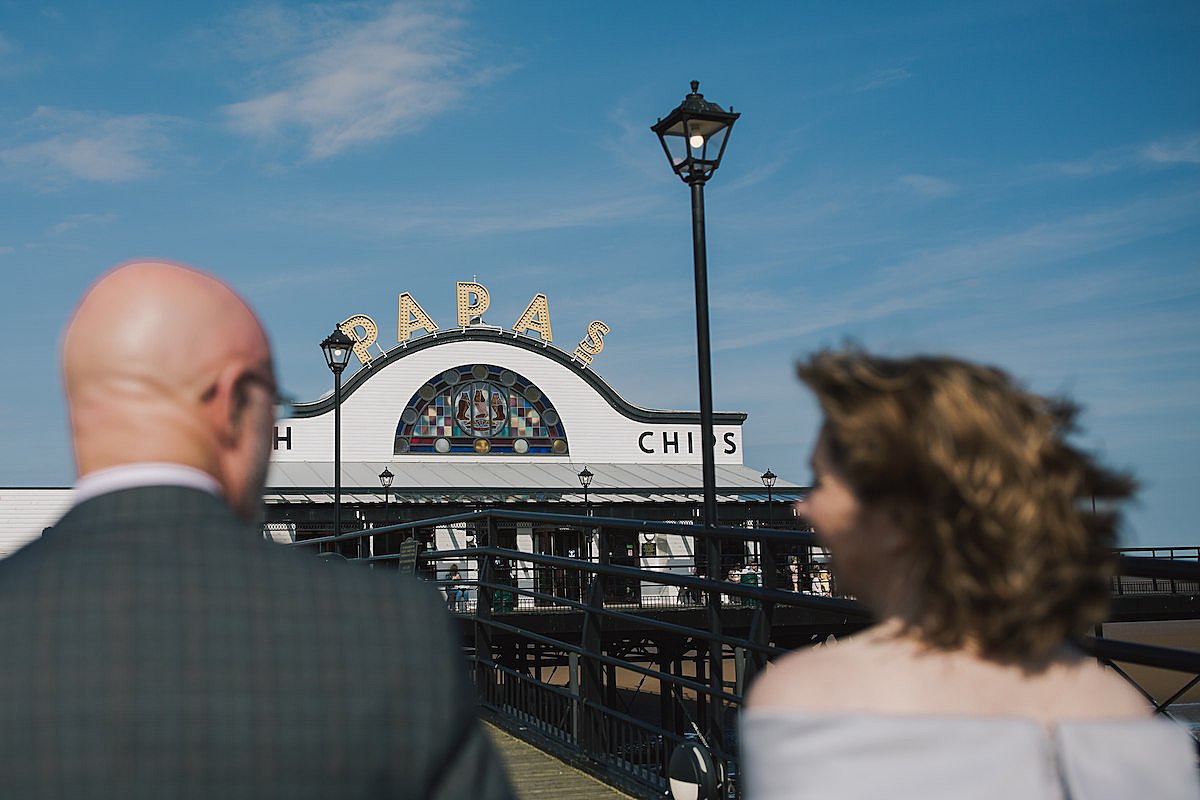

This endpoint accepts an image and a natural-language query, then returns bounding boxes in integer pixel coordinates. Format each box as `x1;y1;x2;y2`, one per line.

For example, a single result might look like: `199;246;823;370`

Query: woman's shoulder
745;630;897;711
746;628;1152;721
740;708;1198;800
1037;654;1151;718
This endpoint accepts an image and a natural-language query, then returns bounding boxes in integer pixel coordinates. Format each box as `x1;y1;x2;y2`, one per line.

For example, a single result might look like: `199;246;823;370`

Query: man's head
62;261;276;521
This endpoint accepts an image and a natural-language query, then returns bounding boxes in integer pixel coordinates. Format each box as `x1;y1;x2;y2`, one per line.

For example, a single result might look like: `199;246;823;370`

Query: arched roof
289;327;747;426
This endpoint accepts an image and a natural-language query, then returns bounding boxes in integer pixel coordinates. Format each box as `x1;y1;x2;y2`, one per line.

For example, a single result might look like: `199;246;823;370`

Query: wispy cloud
0;31;42;78
1051;132;1200;176
852;66;911;93
448;194;663;235
48;212;118;235
0;107;180;186
1142;134;1200;165
714;189;1200;352
896;173;958;198
222;1;505;161
0;32;15;61
238;264;364;294
285;186;663;237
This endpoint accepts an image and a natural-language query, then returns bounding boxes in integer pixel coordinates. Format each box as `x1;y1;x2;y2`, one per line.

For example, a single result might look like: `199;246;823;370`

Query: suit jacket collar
51;485;254;548
72;463;222;508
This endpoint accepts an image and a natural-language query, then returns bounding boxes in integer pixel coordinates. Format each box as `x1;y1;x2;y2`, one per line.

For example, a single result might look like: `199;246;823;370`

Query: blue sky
1;1;1197;546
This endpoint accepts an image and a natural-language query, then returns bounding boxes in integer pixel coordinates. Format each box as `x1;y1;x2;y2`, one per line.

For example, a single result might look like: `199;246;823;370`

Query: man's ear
204;365;251;446
229;374;253;434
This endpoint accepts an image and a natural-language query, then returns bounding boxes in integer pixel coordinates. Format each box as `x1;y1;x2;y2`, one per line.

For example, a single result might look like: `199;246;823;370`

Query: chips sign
338;281;610;369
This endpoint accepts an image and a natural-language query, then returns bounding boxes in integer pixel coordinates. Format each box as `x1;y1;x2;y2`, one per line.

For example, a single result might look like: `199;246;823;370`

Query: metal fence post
579;521;607;755
703;521;725;761
569;651;581;746
473;514;496;698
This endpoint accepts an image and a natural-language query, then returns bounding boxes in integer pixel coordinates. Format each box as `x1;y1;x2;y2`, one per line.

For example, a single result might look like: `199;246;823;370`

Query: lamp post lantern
577;466;594;514
379;466;394;517
761;468;777;526
578;466;594;561
321;327;355;556
652;81;738;532
760;468;778;579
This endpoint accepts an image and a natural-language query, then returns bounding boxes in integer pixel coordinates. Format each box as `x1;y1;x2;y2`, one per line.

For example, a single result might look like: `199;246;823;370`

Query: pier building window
394;364;568;456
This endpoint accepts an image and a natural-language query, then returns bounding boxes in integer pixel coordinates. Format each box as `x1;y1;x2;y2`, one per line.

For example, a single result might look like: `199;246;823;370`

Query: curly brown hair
796;347;1135;662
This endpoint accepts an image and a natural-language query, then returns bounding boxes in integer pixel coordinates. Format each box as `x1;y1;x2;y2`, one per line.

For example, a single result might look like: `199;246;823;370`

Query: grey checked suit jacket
0;486;515;800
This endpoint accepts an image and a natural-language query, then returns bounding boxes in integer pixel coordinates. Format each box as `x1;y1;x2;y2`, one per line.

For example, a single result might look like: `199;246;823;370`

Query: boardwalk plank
484;723;637;800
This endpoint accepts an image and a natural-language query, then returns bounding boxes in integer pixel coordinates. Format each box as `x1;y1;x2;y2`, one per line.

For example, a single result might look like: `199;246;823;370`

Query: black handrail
1078;636;1200;675
1119;555;1200;581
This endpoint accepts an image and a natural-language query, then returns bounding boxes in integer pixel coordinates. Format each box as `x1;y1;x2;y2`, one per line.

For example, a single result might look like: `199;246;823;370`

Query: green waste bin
492;588;515;613
740;571;760;607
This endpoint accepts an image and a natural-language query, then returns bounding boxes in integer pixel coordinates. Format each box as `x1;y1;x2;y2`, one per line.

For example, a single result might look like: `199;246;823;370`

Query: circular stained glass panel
397;364;568;456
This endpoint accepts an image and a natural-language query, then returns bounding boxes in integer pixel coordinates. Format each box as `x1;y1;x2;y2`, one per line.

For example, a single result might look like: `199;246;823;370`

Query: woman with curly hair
742;348;1198;799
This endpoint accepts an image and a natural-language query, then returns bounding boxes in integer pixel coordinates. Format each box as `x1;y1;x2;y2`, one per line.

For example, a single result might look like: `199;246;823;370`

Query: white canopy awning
263;461;805;505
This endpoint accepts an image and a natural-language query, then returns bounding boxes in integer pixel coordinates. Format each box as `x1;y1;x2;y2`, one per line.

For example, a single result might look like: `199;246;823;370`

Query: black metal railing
1115;551;1200;596
276;511;1200;799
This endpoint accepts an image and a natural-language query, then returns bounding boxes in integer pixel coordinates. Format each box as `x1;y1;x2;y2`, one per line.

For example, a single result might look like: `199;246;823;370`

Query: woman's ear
870;503;909;556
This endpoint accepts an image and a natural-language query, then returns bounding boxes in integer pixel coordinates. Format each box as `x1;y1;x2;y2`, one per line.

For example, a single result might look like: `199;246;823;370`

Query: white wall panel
0;489;73;559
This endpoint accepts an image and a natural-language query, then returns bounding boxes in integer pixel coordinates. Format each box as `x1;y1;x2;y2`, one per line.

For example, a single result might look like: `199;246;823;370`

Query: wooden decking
484;723;637;799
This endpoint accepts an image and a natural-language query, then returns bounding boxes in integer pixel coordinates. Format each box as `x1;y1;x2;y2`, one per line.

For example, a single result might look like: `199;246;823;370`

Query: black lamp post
379;466;394;519
653;80;739;772
578;466;594;514
578;466;594;561
761;468;777;526
652;81;738;531
321;327;354;556
760;468;778;585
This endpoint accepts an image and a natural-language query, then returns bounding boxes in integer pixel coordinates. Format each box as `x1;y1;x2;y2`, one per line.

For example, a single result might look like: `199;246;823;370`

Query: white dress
740;710;1200;799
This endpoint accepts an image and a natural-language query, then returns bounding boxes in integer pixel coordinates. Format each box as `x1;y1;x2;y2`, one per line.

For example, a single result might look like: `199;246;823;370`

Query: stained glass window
394;364;568;455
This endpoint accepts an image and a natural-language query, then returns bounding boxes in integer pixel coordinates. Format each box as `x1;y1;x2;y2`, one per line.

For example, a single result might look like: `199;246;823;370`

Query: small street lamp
577;466;594;514
321;327;355;556
578;466;594;563
761;468;777;526
379;466;394;520
760;468;778;578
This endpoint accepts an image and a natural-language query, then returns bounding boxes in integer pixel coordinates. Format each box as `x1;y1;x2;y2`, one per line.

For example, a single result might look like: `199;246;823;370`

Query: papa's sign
337;282;611;369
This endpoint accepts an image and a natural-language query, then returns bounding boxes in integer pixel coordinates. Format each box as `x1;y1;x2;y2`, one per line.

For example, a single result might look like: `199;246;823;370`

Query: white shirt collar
73;463;223;508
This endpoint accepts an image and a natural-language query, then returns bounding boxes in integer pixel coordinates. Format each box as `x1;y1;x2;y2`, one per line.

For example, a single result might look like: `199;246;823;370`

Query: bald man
0;262;515;800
